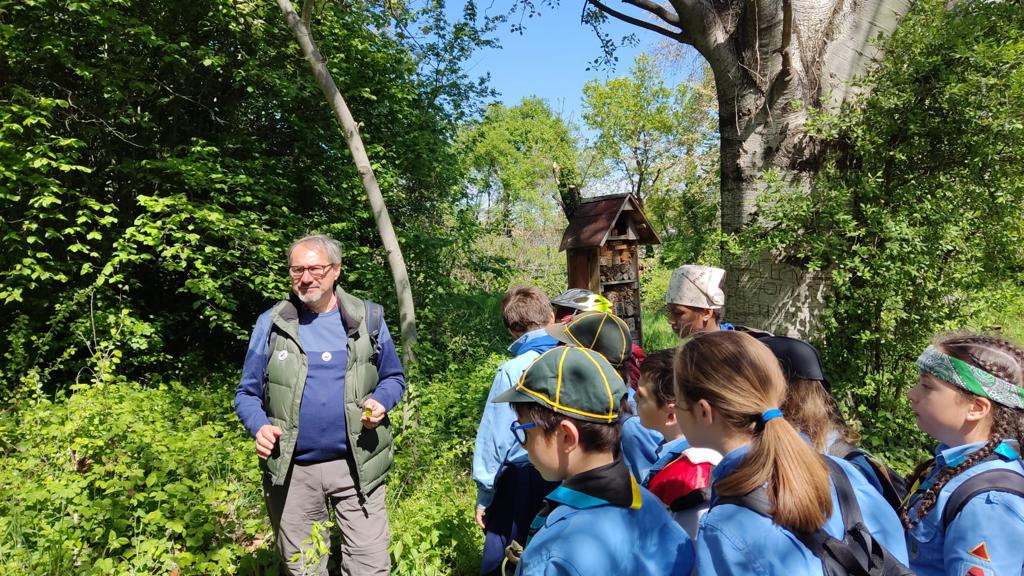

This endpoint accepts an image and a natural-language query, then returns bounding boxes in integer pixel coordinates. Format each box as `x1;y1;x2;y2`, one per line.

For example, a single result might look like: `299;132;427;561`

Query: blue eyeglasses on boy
510;420;537;446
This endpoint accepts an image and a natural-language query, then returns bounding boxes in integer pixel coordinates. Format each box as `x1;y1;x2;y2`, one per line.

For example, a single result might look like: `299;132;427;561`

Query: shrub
0;379;273;575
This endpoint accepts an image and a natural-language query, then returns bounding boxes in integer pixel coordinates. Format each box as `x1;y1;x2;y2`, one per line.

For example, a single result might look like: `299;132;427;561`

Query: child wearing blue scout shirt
472;286;560;576
674;331;908;575
493;346;694;576
901;334;1024;576
542;309;664;481
634;348;721;538
765;336;908;509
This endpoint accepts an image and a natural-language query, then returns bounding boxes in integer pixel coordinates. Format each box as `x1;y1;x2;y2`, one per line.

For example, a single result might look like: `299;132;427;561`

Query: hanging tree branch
586;0;687;42
275;0;418;366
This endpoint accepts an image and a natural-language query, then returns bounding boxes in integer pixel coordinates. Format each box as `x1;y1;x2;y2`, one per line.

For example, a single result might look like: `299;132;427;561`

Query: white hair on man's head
289;234;342;265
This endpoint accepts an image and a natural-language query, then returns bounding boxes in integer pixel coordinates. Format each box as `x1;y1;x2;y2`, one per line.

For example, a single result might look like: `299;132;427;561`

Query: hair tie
761;408;783;423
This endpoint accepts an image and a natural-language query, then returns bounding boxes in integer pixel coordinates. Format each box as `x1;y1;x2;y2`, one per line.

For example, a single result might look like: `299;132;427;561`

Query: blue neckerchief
546;485;614;509
918;440;1021;492
509;328;558;357
710;444;751;505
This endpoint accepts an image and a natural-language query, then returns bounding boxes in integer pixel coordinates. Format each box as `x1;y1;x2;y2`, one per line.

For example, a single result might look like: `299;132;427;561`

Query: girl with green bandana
902;334;1024;576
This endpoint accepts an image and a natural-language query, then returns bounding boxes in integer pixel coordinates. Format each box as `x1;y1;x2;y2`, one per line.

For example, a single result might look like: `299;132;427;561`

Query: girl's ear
557;419;580;453
665;402;678;427
696;399;715;426
965;395;993;423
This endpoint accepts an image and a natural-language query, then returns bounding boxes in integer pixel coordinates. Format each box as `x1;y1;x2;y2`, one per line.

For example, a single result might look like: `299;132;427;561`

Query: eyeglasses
288;264;335;280
510;420;538;446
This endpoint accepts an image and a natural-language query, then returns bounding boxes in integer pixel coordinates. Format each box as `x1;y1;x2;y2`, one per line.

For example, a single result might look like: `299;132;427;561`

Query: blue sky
456;1;695;122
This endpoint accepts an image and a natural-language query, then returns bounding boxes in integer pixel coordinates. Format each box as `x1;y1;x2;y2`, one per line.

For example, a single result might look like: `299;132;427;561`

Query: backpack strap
826;457;864;529
942;469;1024;529
713;486;773;516
267;298;300;358
840;447;908;512
364;300;384;365
338;296;361;340
793;458;874;573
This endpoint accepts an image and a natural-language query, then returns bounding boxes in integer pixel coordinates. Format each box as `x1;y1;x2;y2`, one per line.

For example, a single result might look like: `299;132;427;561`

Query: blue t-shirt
292;307;349;461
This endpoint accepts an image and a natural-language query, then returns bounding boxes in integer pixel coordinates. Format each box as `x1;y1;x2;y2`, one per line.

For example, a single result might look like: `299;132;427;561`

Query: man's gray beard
296;288;322;304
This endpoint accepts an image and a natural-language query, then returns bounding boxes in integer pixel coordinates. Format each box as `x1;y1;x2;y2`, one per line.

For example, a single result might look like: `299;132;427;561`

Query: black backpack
715;458;914;576
828;441;909;513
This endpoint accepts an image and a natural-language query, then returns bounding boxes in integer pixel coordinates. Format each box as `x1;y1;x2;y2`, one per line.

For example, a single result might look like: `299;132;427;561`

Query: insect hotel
559;193;661;344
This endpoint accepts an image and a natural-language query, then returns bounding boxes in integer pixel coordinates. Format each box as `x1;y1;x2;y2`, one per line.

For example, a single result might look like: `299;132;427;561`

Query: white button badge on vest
278;350;288;361
322;351;332;362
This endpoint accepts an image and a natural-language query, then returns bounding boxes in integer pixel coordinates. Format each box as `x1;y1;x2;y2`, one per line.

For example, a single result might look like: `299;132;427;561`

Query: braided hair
900;333;1024;529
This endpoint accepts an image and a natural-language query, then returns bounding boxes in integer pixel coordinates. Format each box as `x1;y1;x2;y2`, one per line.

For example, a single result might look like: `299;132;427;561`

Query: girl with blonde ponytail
674;331;908;574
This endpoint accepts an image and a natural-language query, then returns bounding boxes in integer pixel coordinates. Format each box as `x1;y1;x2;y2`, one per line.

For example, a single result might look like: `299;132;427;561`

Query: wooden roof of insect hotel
558;193;661;251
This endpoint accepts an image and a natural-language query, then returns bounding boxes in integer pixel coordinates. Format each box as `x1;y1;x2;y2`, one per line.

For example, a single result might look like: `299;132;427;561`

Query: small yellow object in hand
363;407;373;418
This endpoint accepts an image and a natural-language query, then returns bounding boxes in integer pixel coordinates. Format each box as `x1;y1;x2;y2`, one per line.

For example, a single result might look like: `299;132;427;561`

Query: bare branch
623;0;681;26
586;0;686;43
156;80;228;125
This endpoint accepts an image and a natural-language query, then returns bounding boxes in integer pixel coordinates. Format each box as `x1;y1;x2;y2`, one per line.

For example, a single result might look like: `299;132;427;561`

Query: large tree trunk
587;0;911;336
276;0;417;362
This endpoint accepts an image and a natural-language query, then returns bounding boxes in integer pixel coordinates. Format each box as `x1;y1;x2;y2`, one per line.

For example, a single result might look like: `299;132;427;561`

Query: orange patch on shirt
968;542;991;562
965;566;986;576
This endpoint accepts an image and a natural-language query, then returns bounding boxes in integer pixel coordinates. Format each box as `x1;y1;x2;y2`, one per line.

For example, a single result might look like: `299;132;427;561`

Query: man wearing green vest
235;234;406;576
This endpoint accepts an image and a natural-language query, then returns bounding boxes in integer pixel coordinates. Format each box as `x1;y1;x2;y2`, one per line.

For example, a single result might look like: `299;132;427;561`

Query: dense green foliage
738;0;1024;469
458;97;581;232
0;379;269;573
0;0;490;392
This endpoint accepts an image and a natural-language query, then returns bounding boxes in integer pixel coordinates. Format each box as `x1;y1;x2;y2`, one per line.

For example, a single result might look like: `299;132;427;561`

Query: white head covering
666;265;726;309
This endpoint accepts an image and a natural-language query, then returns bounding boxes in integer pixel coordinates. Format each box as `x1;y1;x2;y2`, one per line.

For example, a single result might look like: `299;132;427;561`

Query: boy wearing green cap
544;310;666;485
493;346;694;575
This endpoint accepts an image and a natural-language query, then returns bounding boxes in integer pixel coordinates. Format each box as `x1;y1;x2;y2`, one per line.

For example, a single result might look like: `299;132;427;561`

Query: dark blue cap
761;336;830;391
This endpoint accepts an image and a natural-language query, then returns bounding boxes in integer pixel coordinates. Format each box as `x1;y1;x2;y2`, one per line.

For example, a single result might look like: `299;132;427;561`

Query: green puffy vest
260;287;395;493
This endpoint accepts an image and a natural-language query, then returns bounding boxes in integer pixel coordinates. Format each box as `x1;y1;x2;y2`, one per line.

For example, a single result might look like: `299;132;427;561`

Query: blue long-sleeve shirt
906;440;1024;576
696;444;909;575
234;302;406;461
472;328;558;509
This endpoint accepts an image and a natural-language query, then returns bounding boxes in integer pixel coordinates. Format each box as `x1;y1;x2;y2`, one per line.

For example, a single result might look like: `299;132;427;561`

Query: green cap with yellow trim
544;311;632;367
492;345;627;423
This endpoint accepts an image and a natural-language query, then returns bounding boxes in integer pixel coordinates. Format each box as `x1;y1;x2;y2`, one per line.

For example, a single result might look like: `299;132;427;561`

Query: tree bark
276;0;417;363
588;0;912;336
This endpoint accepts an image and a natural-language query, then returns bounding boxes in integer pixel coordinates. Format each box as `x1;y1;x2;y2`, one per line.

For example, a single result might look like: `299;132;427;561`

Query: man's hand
504;540;523;566
361;398;385;429
475;505;487;530
255;424;283;459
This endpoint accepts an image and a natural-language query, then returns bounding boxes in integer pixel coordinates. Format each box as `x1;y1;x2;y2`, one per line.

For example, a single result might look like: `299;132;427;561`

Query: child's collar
548;455;641;510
